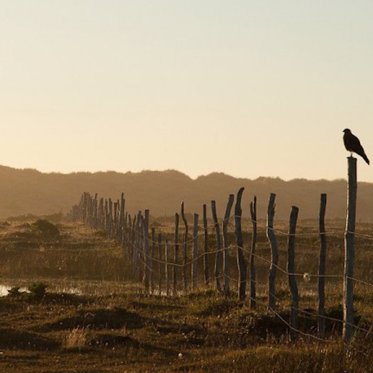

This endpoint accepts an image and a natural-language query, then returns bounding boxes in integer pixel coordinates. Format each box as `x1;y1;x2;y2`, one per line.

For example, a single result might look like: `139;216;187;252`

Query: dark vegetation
0;219;371;372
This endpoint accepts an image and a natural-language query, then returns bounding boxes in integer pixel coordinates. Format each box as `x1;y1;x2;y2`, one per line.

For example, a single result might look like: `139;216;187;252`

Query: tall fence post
165;240;170;296
223;194;234;296
158;233;163;296
211;200;222;292
203;204;209;286
249;196;257;309
181;202;189;292
343;156;357;343
93;194;98;229
318;193;327;337
267;193;279;310
173;213;180;296
150;227;155;294
137;212;143;284
119;193;125;243
235;187;246;301
108;199;113;237
287;206;299;339
192;213;199;290
113;201;118;237
143;210;150;293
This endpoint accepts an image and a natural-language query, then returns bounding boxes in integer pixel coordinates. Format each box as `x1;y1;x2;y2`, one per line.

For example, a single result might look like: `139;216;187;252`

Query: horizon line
0;163;353;184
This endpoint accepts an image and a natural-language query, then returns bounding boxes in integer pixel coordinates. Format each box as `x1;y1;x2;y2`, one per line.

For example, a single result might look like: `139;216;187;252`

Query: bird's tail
362;152;370;165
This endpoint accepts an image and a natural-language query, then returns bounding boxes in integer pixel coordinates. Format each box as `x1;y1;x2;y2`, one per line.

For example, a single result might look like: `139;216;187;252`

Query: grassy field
0;218;371;372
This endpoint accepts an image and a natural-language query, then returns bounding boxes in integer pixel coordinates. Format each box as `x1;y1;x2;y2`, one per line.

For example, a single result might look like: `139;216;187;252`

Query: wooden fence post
267;193;279;310
192;213;199;290
250;196;257;309
93;194;98;229
211;200;222;292
127;214;133;264
136;211;143;283
143;210;150;293
105;199;109;233
114;202;118;238
119;193;125;242
131;214;136;276
203;204;209;286
98;198;104;230
165;240;170;296
235;187;246;301
124;212;128;245
181;202;189;292
343;156;357;342
287;206;299;338
173;213;180;296
158;233;163;295
150;227;155;294
223;194;234;296
318;193;327;337
108;199;113;236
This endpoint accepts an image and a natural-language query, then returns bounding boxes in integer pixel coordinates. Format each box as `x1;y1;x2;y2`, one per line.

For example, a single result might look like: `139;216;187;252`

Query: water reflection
0;284;82;297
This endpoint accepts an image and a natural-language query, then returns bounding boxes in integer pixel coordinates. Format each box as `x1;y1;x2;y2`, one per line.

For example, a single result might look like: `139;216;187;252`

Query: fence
69;158;372;346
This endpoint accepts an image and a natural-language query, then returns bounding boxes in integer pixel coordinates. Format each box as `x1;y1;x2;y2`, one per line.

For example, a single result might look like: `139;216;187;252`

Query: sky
1;1;373;181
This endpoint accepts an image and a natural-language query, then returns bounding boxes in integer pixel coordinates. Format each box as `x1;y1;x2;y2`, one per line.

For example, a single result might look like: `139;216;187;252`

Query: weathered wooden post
267;193;279;310
82;192;88;223
123;212;128;246
93;194;98;229
150;227;155;294
211;200;222;292
203;204;209;286
344;157;357;342
158;233;163;295
119;193;125;242
235;187;246;301
318;193;327;337
127;214;133;263
287;206;299;338
78;193;85;221
98;198;104;230
192;213;199;290
130;214;136;275
108;199;113;236
181;202;189;292
113;202;118;238
104;199;109;233
136;211;143;283
165;240;170;296
143;210;150;293
173;213;180;296
223;194;234;296
250;196;257;309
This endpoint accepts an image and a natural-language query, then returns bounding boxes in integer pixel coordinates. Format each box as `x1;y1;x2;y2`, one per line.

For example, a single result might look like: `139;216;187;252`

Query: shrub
7;287;21;296
28;282;48;299
31;219;60;238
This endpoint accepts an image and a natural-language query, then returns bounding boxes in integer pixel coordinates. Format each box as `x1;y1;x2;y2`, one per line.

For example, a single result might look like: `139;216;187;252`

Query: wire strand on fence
124;232;373;288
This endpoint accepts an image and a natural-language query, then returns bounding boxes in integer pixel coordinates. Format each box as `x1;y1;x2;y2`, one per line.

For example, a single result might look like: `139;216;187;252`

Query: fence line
70;188;372;344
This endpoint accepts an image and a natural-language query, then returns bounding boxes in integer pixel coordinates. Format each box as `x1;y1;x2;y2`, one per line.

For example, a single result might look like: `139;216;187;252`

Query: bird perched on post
343;129;370;165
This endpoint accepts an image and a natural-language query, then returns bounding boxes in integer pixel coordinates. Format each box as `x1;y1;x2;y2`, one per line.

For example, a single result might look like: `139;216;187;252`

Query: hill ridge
0;164;371;221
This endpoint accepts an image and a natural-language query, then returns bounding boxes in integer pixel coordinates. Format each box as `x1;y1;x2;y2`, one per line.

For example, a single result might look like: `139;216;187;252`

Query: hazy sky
1;1;373;181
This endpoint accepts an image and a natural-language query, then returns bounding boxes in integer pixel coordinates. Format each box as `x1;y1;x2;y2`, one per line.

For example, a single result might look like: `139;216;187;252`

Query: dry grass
0;219;371;372
63;327;88;350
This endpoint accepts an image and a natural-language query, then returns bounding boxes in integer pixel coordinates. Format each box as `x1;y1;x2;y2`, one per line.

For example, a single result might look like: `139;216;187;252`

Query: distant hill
0;164;372;221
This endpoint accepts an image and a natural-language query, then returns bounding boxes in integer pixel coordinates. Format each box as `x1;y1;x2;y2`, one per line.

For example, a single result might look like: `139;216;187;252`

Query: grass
0;218;371;372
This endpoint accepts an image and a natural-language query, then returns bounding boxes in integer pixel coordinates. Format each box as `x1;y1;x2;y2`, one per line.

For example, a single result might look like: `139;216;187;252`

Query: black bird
343;129;370;165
